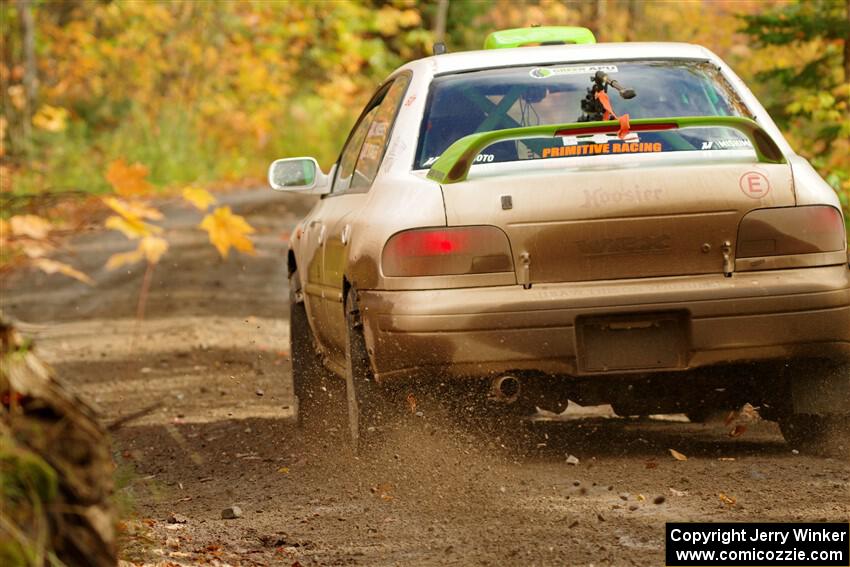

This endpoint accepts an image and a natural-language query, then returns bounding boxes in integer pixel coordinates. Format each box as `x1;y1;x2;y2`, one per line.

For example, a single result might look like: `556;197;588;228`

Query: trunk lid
441;154;795;283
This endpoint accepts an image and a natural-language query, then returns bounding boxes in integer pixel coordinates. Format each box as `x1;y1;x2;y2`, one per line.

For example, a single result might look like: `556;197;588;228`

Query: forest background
1;0;849;266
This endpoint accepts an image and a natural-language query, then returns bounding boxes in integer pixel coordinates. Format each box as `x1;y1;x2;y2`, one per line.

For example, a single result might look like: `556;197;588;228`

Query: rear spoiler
426;116;786;184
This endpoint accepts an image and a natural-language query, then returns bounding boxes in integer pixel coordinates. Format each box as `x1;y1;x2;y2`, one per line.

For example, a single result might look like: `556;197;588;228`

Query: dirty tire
290;272;332;430
779;414;850;456
344;289;392;452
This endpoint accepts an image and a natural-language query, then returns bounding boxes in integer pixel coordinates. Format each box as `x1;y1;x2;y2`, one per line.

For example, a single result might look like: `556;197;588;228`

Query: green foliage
0;434;58;504
739;0;849;46
0;430;59;566
739;0;850;220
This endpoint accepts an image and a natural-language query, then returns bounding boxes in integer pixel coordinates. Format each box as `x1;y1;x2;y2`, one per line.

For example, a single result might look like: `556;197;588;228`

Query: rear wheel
290;272;334;429
779;414;850;455
777;359;850;456
344;289;397;451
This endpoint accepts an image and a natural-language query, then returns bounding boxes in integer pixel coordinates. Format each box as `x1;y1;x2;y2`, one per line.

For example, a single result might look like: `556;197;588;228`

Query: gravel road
2;188;847;566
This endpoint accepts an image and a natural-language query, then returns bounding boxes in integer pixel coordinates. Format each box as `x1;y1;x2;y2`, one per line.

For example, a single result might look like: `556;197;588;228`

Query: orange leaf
669;448;688;461
728;424;748;438
105;159;153;197
718;492;736;507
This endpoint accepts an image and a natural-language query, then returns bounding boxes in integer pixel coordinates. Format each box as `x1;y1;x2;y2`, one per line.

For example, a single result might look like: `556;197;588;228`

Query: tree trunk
627;0;640;41
593;0;607;41
844;0;850;83
433;0;449;48
18;0;36;152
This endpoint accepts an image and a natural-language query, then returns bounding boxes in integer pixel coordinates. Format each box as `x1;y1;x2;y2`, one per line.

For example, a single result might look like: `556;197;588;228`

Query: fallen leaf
669;488;687;497
669;448;688;461
718;492;736;507
105;159;153;197
34;258;94;285
199;206;256;258
405;392;417;414
10;214;51;239
182;186;217;210
277;467;290;474
728;424;748;438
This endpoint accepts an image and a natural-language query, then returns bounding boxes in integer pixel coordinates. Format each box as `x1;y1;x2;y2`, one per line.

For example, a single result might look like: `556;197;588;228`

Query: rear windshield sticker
422;153;494;167
701;139;753;150
541;142;662;158
530;64;618;79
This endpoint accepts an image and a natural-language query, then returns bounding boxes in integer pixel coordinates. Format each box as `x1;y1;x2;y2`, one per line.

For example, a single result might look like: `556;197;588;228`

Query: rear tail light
382;226;513;277
737;205;846;258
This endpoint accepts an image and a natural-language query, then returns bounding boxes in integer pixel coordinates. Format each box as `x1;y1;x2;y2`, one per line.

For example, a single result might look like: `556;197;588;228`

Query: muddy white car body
270;37;850;450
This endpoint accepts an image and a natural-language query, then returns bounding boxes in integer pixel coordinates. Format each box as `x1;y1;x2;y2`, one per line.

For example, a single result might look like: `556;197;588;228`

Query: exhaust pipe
490;375;521;404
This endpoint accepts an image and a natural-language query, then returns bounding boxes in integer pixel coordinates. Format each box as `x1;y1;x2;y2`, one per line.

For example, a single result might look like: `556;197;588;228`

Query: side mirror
268;157;331;195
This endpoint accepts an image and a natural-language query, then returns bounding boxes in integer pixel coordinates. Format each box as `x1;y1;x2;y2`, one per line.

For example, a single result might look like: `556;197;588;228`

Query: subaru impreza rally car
269;27;850;451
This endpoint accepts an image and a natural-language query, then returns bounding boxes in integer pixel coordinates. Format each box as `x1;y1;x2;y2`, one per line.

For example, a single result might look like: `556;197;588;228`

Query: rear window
414;60;752;169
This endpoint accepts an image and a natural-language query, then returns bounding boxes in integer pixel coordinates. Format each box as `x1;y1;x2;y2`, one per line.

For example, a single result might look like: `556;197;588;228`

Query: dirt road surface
2;189;848;566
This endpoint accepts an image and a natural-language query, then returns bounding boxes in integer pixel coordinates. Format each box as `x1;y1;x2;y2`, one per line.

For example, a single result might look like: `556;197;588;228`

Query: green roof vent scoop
484;26;596;49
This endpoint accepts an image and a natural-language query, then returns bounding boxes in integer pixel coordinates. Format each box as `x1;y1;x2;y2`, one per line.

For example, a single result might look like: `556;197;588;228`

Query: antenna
433;42;447;55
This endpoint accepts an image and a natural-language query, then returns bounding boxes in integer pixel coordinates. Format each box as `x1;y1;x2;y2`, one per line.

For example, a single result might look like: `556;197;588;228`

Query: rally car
269;27;850;451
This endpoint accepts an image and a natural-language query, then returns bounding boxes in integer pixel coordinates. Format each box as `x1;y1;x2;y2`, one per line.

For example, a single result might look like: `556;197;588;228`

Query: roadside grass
6;97;352;219
112;451;167;564
11;108;223;200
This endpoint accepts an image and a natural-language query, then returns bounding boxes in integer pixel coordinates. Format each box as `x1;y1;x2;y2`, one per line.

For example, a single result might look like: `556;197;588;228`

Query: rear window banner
541;142;663;158
529;64;619;79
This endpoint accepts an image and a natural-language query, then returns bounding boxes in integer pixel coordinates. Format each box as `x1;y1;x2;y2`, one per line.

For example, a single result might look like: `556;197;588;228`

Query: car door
304;106;376;352
319;74;412;359
298;204;329;338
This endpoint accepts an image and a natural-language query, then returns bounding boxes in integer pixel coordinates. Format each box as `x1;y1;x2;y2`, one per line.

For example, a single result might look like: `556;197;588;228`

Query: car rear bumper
358;265;850;382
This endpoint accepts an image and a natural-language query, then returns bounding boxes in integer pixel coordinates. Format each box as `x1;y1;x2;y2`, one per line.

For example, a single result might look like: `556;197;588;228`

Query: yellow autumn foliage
182;186;217;211
199;206;256;259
